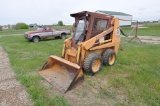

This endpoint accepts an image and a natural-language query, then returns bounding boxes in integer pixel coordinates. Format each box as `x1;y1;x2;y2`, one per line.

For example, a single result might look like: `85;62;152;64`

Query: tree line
0;21;64;31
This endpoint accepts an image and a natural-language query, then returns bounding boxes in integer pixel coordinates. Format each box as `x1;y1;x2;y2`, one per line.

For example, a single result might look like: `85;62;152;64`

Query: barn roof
96;10;132;16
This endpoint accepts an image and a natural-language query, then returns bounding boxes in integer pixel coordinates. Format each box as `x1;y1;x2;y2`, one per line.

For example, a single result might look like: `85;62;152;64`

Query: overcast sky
0;0;160;25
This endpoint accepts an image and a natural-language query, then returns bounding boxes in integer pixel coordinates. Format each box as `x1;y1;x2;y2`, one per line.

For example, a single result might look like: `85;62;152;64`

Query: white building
2;25;13;29
96;10;132;27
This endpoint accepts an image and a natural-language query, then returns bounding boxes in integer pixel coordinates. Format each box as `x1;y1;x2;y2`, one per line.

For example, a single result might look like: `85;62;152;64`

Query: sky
0;0;160;25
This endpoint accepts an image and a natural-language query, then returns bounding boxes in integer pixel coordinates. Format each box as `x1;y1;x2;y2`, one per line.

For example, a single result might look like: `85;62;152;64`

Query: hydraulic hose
120;28;128;37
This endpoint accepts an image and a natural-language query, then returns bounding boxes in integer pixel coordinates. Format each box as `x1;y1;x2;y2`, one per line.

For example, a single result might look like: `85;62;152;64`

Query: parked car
24;26;71;42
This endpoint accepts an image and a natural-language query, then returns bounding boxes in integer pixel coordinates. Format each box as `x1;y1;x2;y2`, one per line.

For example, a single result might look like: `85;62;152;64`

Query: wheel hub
92;59;101;72
109;54;115;65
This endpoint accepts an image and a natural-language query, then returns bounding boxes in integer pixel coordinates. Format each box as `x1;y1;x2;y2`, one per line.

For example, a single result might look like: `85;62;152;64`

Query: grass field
0;25;73;35
0;23;160;36
121;23;160;36
0;28;37;35
52;25;73;30
0;35;160;106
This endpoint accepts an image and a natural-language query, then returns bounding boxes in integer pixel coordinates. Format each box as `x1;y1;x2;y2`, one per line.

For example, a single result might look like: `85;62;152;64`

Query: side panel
113;15;132;27
111;18;120;54
43;32;53;36
52;30;60;36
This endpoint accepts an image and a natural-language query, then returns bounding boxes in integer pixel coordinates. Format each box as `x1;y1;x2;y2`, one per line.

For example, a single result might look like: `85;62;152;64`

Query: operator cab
70;11;113;47
73;17;86;44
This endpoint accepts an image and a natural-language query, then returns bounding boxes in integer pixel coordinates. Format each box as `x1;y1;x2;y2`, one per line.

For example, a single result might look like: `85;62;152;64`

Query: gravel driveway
122;36;160;44
0;46;32;106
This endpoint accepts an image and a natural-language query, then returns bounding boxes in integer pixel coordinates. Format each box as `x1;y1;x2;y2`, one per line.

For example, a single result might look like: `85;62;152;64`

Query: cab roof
70;11;112;18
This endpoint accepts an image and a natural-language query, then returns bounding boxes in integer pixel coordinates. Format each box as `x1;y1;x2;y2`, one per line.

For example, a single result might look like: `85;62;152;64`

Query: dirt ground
122;35;160;44
0;46;32;106
41;74;129;106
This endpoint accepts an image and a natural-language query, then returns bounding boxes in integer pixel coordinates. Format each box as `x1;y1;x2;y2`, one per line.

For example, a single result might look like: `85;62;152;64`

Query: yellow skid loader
39;11;121;93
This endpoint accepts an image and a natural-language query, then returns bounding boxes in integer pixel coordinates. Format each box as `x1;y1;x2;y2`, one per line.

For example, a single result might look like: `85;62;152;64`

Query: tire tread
83;52;101;75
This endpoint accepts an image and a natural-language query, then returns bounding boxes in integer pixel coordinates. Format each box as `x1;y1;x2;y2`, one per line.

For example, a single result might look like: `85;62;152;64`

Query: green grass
52;25;73;30
0;25;73;35
1;24;159;36
121;23;160;36
0;36;70;106
0;28;36;35
99;38;160;105
0;35;160;105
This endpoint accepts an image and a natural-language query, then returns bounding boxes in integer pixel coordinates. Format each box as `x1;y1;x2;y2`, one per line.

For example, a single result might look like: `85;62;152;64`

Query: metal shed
96;10;132;27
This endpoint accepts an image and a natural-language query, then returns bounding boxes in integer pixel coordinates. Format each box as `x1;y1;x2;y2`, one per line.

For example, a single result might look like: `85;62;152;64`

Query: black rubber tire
102;49;116;66
83;52;102;75
61;33;66;39
32;36;40;42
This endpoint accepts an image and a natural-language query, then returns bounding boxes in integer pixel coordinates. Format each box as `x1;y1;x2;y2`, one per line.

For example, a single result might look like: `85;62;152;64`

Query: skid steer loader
39;11;121;93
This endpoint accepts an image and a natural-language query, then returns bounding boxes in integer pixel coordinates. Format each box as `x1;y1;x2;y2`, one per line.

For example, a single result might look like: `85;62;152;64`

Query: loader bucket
39;55;84;93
